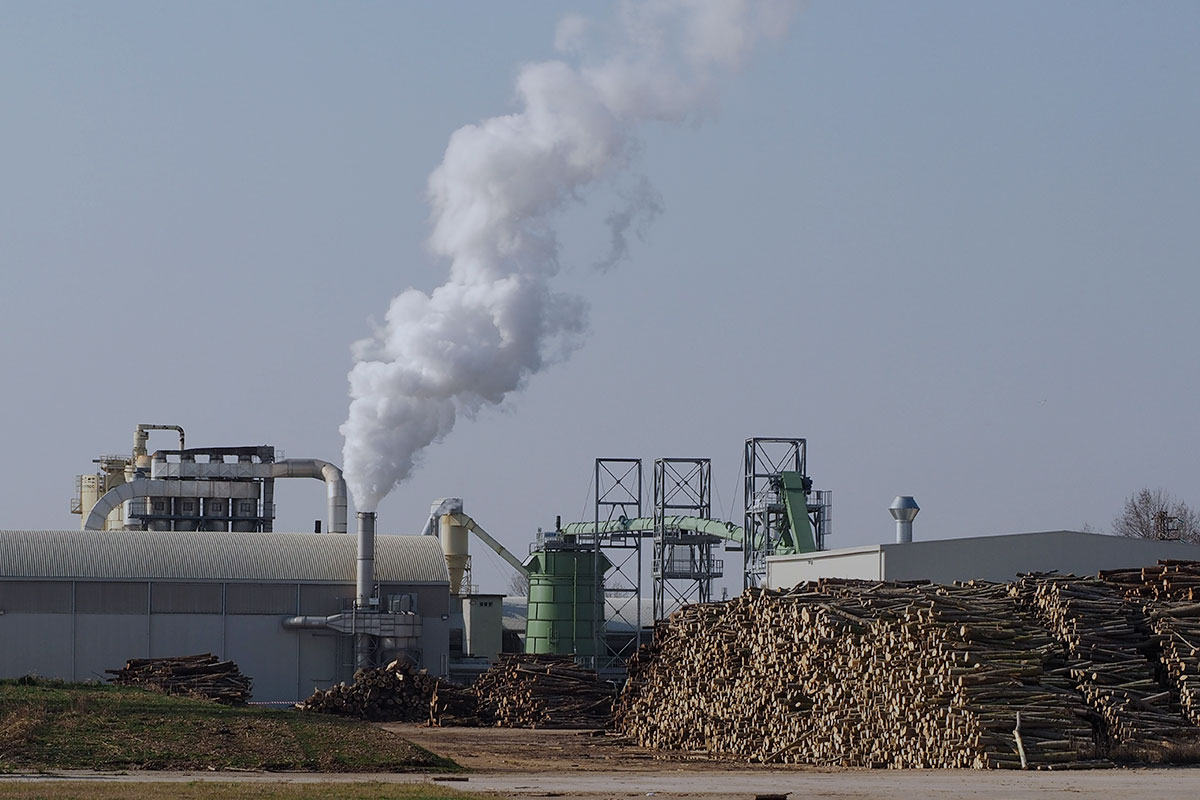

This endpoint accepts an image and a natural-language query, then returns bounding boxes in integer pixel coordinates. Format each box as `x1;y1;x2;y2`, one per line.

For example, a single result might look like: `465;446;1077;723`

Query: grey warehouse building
0;529;450;702
767;530;1200;588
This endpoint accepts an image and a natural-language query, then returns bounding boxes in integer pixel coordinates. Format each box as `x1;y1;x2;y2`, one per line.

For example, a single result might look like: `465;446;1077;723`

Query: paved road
4;767;1200;798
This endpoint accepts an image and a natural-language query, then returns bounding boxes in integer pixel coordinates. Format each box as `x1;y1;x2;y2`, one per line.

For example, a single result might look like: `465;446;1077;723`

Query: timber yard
1;427;1200;798
5;5;1199;798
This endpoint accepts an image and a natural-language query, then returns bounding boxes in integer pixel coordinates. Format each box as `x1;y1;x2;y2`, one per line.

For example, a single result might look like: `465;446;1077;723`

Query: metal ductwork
890;496;920;544
85;457;348;534
283;611;420;639
270;459;347;534
83;480;258;531
421;498;530;596
356;511;375;608
354;511;377;669
133;424;185;458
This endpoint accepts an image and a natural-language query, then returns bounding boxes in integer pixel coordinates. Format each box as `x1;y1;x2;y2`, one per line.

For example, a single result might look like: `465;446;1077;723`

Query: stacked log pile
618;580;1098;769
1148;604;1200;726
297;660;440;722
299;654;613;728
1100;561;1200;602
429;678;479;726
106;653;251;705
468;654;614;728
1010;575;1196;752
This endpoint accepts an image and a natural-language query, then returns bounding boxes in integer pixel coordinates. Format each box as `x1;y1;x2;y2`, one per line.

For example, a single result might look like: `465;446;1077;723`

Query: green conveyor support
560;515;744;545
779;471;817;554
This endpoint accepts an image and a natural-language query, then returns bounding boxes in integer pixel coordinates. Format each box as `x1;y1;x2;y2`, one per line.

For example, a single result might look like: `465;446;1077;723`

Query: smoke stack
356;511;376;607
889;496;920;544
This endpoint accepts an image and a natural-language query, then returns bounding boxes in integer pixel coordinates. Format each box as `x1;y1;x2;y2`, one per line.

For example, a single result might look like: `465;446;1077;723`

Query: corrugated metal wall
0;578;449;702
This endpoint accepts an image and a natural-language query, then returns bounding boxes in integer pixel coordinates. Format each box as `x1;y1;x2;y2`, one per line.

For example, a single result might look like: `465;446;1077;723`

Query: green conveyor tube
560;516;744;545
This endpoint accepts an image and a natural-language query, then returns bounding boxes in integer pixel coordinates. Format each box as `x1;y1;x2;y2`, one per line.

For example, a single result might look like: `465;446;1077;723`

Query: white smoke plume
341;0;798;511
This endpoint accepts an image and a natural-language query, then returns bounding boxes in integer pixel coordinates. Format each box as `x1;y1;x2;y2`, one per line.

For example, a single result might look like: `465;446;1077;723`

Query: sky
2;1;1197;595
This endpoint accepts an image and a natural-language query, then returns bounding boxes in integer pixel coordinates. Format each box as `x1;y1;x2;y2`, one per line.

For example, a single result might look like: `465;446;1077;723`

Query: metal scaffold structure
652;458;723;621
548;437;831;668
743;437;832;589
592;458;644;667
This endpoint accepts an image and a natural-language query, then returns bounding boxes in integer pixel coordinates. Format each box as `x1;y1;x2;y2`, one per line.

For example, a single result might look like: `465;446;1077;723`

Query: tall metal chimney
889;496;919;544
356;511;376;608
354;511;377;669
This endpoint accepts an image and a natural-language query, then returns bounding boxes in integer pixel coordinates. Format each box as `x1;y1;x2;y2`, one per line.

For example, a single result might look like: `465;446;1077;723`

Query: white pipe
269;459;347;534
86;459;348;533
83;479;258;530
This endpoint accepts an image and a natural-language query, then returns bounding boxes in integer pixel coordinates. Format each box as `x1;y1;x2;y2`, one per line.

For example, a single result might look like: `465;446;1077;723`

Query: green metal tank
524;547;611;656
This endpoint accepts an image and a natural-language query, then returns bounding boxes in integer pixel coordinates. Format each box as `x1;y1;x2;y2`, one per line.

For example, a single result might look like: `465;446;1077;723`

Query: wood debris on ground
106;653;252;705
296;659;439;722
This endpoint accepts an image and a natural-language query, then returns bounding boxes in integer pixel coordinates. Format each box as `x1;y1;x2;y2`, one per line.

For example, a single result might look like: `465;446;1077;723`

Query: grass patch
0;679;458;773
0;782;487;800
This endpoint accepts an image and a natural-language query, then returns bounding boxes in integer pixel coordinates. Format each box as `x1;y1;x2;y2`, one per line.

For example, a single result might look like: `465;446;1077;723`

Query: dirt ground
385;723;726;773
4;726;1200;799
386;725;1200;798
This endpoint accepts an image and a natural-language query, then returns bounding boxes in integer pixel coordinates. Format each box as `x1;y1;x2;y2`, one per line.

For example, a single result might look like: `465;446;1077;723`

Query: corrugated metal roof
0;530;450;584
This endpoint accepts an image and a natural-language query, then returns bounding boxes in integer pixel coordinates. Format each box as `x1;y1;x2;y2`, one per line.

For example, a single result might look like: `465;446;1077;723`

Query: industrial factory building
6;425;1198;700
0;529;451;702
766;529;1200;589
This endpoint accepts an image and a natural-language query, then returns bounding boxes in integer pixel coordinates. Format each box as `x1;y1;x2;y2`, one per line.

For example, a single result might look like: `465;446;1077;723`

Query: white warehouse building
767;529;1200;588
0;529;451;702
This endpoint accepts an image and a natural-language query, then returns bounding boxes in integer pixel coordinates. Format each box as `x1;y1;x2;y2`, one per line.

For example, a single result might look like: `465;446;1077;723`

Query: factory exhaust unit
890;496;920;544
283;509;422;670
357;511;375;607
356;511;376;666
76;424;348;535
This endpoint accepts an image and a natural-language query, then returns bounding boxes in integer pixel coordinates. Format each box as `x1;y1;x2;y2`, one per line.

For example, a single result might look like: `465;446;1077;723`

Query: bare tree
507;570;529;597
1112;489;1200;543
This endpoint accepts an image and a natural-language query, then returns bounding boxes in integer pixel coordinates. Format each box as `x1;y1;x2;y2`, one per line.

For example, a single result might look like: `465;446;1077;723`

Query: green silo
524;547;611;656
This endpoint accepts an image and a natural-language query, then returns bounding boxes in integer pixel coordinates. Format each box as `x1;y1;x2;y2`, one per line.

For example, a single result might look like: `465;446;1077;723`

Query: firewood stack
297;659;440;721
617;580;1100;769
1095;561;1200;728
1010;575;1196;752
299;654;612;728
1099;561;1200;602
106;653;251;705
468;653;615;728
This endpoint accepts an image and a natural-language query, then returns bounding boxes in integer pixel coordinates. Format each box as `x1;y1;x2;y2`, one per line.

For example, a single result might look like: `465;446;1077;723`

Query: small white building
767;530;1200;588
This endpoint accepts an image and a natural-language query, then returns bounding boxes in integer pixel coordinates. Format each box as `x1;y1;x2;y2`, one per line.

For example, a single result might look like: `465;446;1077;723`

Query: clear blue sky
2;2;1197;593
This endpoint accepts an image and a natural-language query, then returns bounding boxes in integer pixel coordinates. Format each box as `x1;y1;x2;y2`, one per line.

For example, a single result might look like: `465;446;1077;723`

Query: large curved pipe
270;459;347;534
83;479;258;530
134;424;185;457
84;458;348;533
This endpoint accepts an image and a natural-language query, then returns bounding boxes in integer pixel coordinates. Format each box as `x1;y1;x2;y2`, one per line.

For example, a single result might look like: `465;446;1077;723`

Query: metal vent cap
889;496;920;522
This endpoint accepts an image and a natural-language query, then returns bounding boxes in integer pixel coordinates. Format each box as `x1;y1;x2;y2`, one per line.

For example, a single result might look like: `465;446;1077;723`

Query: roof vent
889;496;919;544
